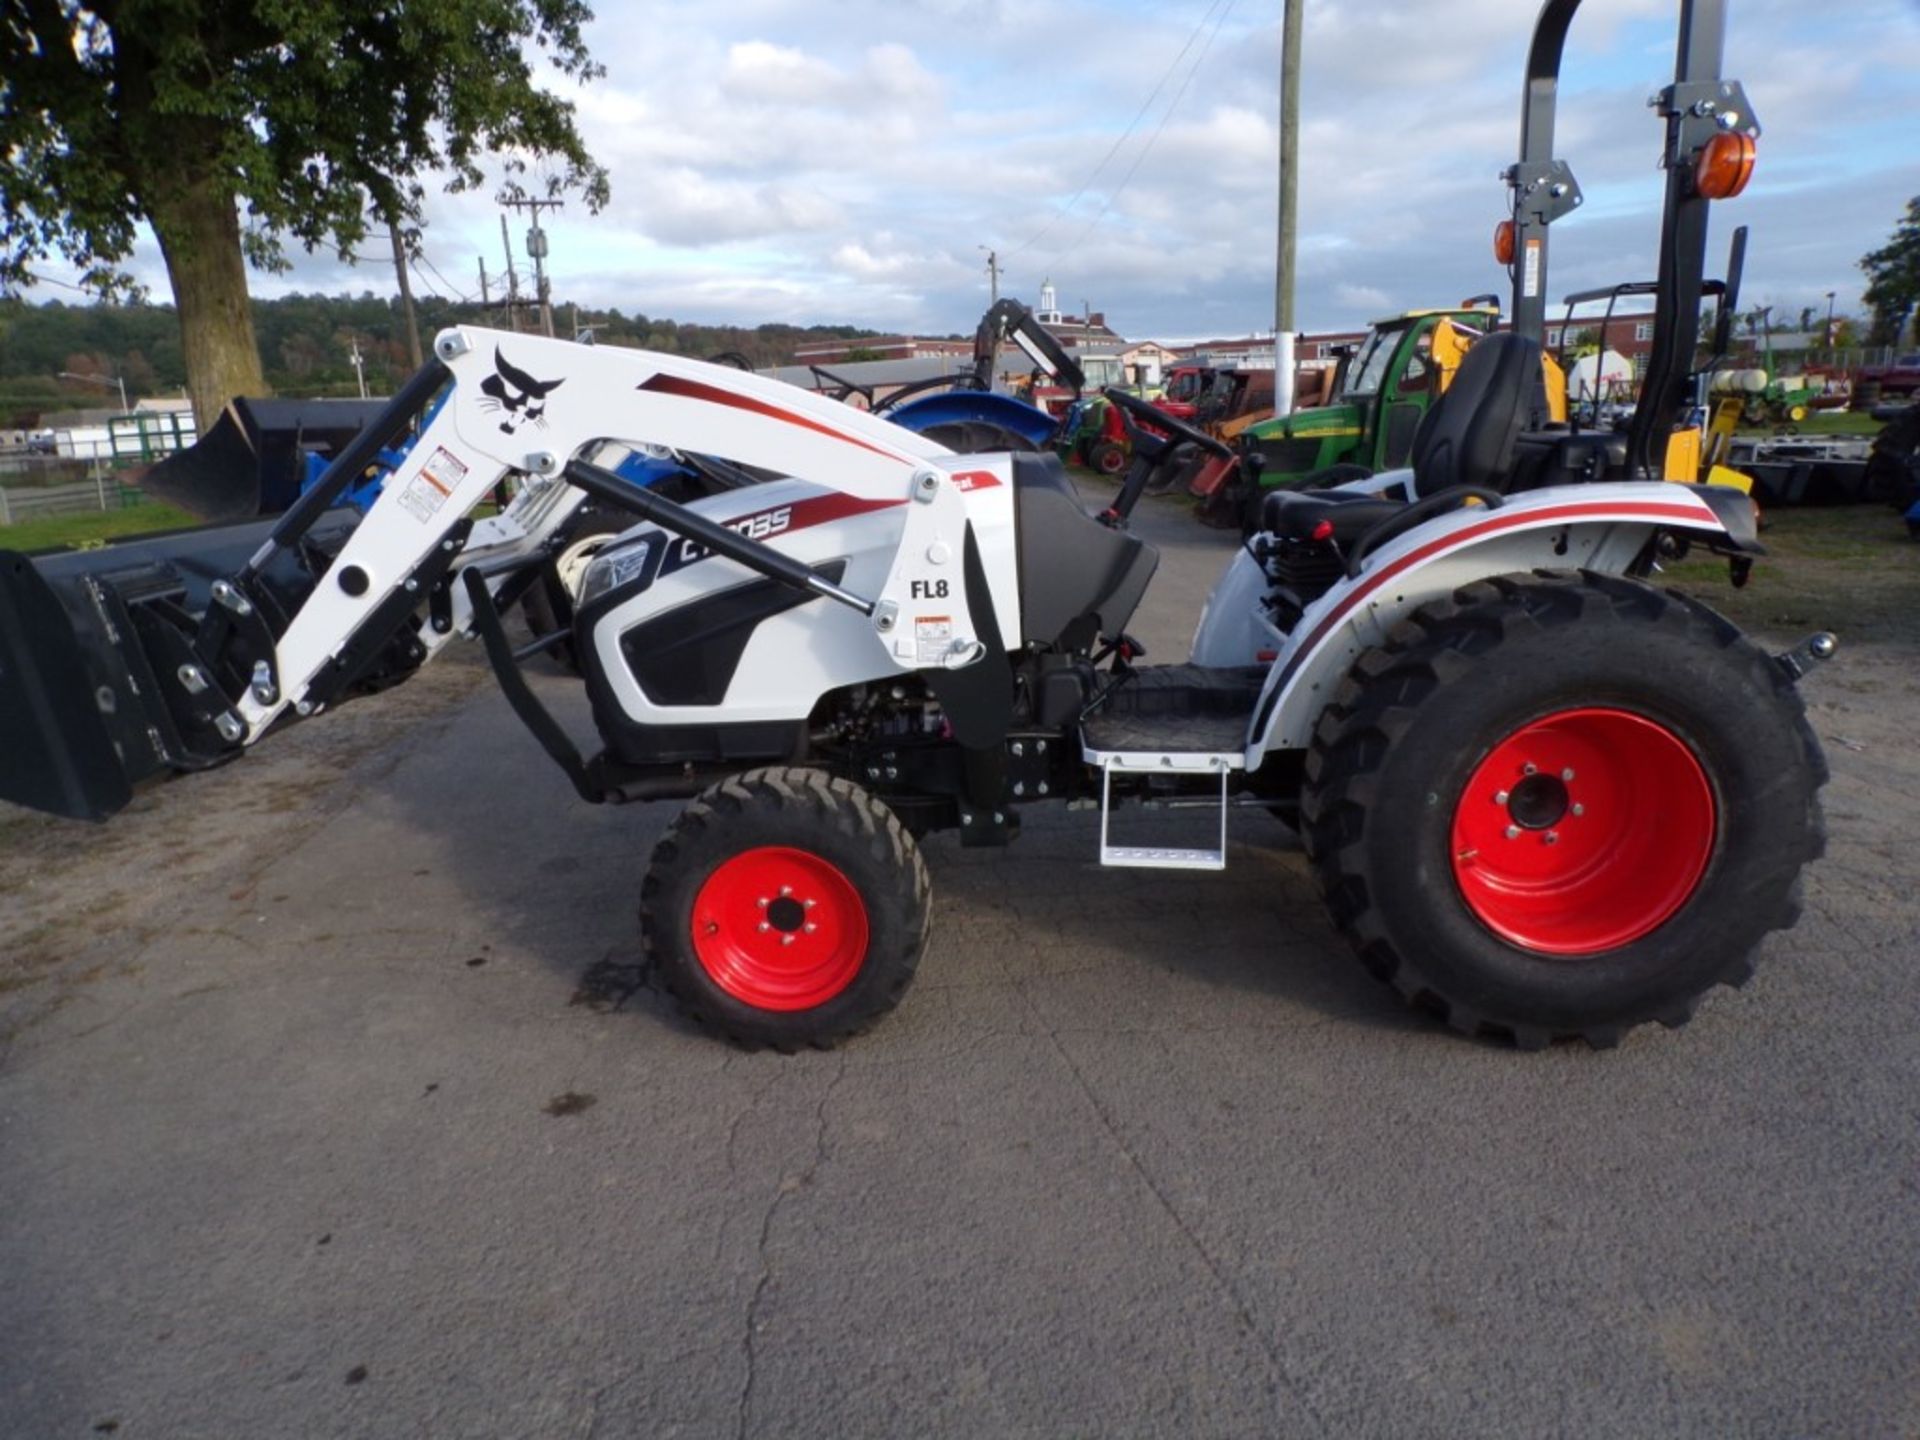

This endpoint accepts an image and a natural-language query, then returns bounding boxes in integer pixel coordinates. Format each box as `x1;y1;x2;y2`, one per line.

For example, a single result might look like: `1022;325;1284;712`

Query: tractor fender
1242;481;1751;760
884;390;1060;450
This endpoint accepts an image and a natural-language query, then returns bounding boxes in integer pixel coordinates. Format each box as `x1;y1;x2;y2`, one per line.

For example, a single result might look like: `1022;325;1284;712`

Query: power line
407;257;447;302
1005;0;1234;258
415;251;477;304
1060;0;1238;259
18;271;92;293
23;232;478;310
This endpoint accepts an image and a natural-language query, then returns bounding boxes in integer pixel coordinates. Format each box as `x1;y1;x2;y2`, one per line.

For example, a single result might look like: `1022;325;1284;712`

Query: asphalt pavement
2;494;1916;1439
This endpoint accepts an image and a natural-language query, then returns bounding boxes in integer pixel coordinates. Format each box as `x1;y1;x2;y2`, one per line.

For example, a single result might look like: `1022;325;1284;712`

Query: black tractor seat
1260;331;1543;543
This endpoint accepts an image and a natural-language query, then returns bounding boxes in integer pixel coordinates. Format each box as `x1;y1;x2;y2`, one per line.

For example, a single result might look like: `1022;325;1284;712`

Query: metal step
1094;750;1242;871
1077;663;1262;756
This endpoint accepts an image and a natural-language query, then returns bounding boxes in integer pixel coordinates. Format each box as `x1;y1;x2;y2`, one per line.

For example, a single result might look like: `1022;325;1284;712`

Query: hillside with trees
0;295;884;425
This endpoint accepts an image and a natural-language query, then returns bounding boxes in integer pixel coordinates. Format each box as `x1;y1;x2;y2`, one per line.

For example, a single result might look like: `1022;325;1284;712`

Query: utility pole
499;215;522;333
981;247;1001;305
346;338;368;399
478;256;492;317
386;213;424;369
1824;290;1837;350
58;370;129;415
568;303;607;345
501;196;563;338
1273;0;1303;417
529;219;553;338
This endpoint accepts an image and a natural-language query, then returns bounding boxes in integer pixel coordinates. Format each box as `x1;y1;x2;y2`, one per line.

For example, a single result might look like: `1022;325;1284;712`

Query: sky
29;0;1920;342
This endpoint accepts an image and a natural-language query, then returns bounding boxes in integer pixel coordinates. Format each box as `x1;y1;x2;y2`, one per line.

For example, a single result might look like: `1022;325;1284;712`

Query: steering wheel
1102;386;1232;458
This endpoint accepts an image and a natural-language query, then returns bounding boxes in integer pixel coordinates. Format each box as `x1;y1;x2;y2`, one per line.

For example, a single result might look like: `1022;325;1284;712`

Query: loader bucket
0;510;367;822
140;397;388;520
0;550;135;820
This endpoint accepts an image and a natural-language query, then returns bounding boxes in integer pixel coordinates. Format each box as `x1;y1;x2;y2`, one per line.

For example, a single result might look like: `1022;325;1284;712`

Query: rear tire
1300;571;1826;1048
641;768;931;1050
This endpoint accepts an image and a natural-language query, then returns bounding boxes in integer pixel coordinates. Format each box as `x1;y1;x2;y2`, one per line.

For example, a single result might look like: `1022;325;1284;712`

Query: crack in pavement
712;1069;803;1268
736;1054;847;1440
1011;977;1330;1439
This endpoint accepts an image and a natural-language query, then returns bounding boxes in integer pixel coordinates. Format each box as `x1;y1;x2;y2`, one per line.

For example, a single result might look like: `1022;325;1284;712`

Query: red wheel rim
691;847;870;1011
1450;707;1716;956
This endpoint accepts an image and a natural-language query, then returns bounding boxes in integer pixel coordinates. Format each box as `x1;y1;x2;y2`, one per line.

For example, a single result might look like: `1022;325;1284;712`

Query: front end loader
0;0;1831;1053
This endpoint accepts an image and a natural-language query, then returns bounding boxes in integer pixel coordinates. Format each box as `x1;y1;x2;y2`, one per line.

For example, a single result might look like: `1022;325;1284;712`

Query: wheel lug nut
804;898;817;909
1523;762;1538;775
779;885;792;897
1561;768;1575;781
781;934;795;946
1505;825;1521;840
804;923;817;934
757;897;769;908
1494;789;1510;805
1544;831;1560;846
1571;803;1585;817
757;921;770;932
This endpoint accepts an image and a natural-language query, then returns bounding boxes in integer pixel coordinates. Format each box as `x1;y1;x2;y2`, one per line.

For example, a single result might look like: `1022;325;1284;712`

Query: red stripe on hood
639;373;911;464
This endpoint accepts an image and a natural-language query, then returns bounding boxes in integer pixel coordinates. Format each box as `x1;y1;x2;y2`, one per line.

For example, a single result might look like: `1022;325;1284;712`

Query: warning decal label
914;615;953;664
397;446;470;523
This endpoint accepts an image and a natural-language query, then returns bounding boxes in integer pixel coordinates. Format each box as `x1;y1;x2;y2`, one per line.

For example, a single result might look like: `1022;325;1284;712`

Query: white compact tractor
0;0;1830;1050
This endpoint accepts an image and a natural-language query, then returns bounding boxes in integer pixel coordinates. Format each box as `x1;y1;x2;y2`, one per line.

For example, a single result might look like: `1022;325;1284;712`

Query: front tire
641;769;931;1050
1300;572;1827;1048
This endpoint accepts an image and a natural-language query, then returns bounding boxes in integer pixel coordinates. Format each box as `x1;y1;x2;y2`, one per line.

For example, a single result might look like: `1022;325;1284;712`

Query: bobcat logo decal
478;347;565;435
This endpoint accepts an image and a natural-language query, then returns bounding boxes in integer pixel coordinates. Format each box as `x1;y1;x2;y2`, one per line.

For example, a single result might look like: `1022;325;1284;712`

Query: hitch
1775;631;1837;683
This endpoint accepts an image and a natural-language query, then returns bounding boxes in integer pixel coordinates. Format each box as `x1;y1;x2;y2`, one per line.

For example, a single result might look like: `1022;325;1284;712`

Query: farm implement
0;0;1829;1051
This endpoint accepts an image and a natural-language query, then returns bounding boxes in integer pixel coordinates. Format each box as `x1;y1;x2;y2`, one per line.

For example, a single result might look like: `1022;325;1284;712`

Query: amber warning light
1695;131;1756;200
1493;219;1516;266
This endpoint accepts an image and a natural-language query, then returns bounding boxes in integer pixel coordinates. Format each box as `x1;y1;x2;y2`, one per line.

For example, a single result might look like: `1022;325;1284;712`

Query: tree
2;2;609;431
1860;197;1920;348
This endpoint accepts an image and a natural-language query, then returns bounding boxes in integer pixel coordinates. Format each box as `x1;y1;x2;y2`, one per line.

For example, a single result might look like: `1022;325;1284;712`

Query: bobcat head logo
478;348;565;435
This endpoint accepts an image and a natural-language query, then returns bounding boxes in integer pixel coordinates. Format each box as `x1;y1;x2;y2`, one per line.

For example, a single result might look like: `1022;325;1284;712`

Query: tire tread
1301;570;1826;1047
640;767;930;1050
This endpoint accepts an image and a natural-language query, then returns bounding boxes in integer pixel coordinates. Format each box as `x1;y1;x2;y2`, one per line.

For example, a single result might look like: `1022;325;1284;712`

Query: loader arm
0;327;1000;821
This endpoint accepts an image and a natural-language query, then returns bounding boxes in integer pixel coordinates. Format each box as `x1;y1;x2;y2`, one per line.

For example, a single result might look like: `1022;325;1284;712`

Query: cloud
630;169;844;247
1336;284;1391;313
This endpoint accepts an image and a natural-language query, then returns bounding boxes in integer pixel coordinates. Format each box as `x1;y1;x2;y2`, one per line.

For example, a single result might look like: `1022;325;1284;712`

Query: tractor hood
1241;402;1365;443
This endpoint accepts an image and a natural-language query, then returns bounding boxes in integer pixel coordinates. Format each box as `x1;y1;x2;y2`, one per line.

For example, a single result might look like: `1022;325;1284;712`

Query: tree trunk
387;214;424;370
146;171;268;436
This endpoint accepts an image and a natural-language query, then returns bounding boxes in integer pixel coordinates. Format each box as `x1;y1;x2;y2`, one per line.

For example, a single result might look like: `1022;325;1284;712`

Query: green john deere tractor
1220;303;1503;531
